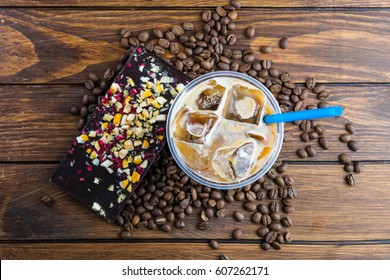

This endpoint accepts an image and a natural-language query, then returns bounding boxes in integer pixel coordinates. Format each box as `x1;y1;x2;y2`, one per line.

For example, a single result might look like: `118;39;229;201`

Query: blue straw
264;106;343;124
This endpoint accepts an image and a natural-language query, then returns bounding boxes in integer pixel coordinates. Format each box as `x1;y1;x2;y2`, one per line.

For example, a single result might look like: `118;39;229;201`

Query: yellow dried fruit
142;140;149;149
133;155;142;165
131;171;141;183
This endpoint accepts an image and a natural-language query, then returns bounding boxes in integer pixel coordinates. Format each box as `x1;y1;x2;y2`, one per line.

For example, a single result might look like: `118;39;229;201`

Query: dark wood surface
0;0;389;260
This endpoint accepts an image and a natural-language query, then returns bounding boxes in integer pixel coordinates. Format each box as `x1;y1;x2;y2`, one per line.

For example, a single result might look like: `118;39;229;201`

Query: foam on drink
170;77;277;184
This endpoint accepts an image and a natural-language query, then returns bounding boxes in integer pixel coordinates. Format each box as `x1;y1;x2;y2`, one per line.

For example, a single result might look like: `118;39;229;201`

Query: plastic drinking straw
264;106;343;124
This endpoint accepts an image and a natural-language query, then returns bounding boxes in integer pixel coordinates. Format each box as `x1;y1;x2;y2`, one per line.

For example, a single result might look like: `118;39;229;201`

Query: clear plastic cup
166;71;284;189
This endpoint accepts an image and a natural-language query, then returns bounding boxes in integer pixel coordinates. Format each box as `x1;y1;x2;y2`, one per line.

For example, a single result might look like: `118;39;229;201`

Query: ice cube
196;80;226;110
223;84;266;124
172;108;218;144
231;142;255;178
212;141;256;181
175;141;210;171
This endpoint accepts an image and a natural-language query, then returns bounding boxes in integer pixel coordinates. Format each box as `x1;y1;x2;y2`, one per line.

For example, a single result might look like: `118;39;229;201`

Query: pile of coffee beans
67;0;360;257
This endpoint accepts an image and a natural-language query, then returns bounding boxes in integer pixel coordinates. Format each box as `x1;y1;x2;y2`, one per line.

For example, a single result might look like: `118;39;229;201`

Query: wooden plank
1;0;389;8
1;243;389;259
0;85;388;161
1;9;390;83
1;163;389;241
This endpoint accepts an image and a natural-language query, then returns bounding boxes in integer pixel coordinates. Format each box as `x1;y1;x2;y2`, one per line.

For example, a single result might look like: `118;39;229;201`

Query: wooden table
1;0;390;260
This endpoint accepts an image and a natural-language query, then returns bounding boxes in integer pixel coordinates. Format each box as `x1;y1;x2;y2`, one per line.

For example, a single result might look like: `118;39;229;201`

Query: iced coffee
170;77;278;184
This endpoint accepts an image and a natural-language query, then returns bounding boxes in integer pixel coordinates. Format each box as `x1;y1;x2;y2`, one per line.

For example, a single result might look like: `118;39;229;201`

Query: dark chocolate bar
51;46;190;222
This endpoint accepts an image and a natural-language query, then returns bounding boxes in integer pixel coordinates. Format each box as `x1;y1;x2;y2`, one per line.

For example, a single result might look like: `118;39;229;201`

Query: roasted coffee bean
209;239;219;249
339;153;352;164
270;213;281;222
154;45;165;55
283;205;295;213
120;28;131;38
216;6;227;17
262;59;272;70
103;68;115;81
318;101;329;108
152;28;164;39
346;123;355;134
300;132;309;142
348;140;359;151
172;25;184;36
269;222;282;232
251;212;262;223
309;131;318;139
314;125;325;135
284;176;294;186
257;204;269;215
246;191;256;202
230;0;241;9
198;221;210;230
318;136;329;150
120;37;130;49
218;62;230;70
158;38;170;49
121;231;132;239
80;106;88;118
300;120;312;132
234;211;245;221
245;26;255;38
270;201;280;213
228;10;238;20
318;90;330;100
202;10;212;22
260;46;272;54
129;37;139;47
137;31;149;43
220;254;230;260
244;202;257;212
344;164;354;172
243;53;255;63
232;229;243;240
260;242;271;251
306;77;316;89
265;231;277;243
160;224;171;232
165;31;175;41
346;174;356;186
181;22;194;31
271;241;282;250
261;214;272;225
305;145;316;157
276;234;285;244
354;161;362;173
276;162;288;174
84;80;95;90
173;220;185;229
70;106;80;116
238;63;250;73
274;176;285;187
281;217;292;227
284;232;293;243
296;148;308;158
279;37;289;49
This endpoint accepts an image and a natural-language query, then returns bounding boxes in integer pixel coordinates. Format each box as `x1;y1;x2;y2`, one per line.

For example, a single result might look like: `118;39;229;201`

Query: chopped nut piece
133;140;142;147
119;149;128;159
140;160;148;169
101;159;113;168
110;83;121;94
103;114;114;122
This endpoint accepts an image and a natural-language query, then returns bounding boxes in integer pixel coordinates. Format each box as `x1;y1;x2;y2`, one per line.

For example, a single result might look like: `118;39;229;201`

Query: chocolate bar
51;46;190;222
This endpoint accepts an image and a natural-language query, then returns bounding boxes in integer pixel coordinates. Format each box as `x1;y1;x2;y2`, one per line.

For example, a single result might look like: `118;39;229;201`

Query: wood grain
1;9;390;83
0;85;388;161
1;0;389;8
1;243;389;259
1;163;389;241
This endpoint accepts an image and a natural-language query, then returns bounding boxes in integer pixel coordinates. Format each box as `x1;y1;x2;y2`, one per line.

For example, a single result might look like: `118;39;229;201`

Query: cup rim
166;71;284;189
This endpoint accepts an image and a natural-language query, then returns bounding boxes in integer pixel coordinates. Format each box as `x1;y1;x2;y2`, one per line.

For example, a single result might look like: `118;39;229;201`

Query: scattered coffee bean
318;136;329;150
296;148;308;158
279;37;289;49
120;231;132;239
232;229;243;240
354;161;362;173
233;211;245;221
305;145;316;157
260;46;272;54
346;174;356;186
344;164;354;172
346;123;355;134
339;153;352;164
220;254;230;260
209;239;219;249
348;140;359;151
245;26;255;38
